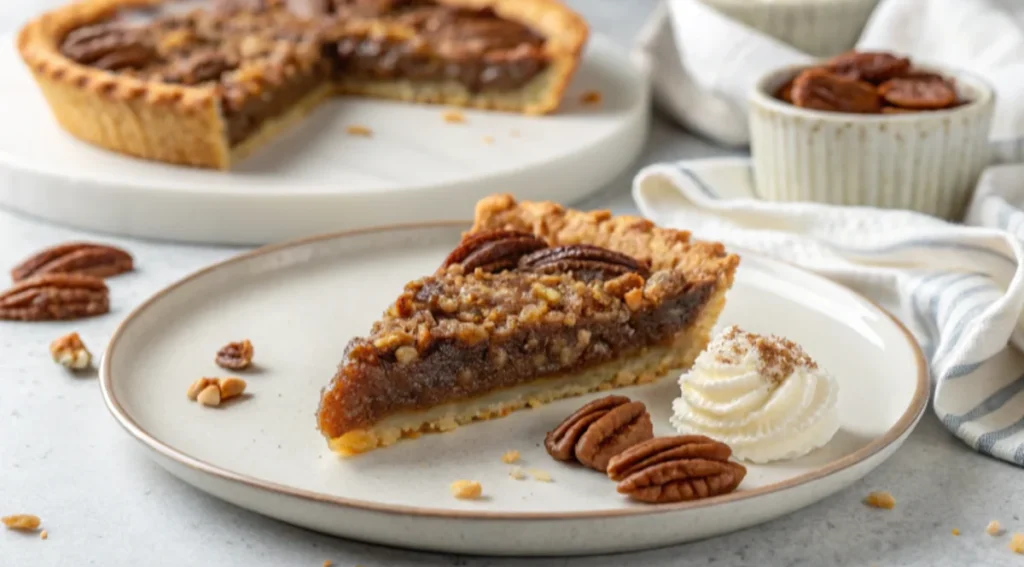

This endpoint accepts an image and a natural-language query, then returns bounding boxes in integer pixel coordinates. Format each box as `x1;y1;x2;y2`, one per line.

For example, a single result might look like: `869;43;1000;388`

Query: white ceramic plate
100;223;927;556
0;35;647;245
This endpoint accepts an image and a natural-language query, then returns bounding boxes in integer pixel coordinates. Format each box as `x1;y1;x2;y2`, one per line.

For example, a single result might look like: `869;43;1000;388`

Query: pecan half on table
607;435;747;504
11;242;134;282
0;274;110;321
544;395;654;472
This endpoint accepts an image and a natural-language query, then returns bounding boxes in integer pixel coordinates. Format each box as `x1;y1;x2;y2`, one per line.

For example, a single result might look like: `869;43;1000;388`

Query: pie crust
16;0;588;169
318;194;740;455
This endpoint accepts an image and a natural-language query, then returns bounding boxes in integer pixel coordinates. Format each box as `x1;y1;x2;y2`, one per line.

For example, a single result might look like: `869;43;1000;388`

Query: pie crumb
501;450;520;464
482;136;494;145
863;491;895;509
986;520;1003;536
580;90;602;105
346;125;372;137
951;528;960;536
450;480;482;500
322;561;332;567
509;129;521;137
40;530;48;540
2;514;41;531
442;110;466;124
528;468;552;482
508;466;526;480
1011;533;1024;554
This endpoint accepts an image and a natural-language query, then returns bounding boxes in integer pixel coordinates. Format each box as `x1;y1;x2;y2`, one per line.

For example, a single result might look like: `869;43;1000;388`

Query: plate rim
100;221;929;521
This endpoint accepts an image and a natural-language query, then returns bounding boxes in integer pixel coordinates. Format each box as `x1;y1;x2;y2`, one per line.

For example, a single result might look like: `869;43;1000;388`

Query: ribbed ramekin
748;65;996;220
697;0;880;57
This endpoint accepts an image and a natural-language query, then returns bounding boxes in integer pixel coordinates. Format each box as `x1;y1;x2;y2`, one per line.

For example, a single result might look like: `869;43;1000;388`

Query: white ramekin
697;0;880;57
748;65;996;220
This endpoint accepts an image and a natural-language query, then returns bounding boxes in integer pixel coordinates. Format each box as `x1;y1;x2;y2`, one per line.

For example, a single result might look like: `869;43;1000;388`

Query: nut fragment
878;76;958;110
196;384;222;407
544;395;654;472
824;51;911;83
215;339;254;370
863;490;896;509
2;514;41;531
520;245;651;281
49;332;92;370
607;436;746;503
218;377;247;400
441;230;548;273
791;68;881;114
0;274;109;321
450;480;482;499
187;378;217;400
11;242;133;282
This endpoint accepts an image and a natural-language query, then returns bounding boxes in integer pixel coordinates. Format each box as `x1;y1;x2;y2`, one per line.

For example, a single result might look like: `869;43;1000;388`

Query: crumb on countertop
528;468;552;482
1010;533;1024;554
863;491;895;510
40;530;48;540
2;514;41;531
986;520;1003;536
509;466;526;481
951;528;960;536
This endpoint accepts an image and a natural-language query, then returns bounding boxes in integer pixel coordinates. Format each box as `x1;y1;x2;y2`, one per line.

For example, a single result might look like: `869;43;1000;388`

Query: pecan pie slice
317;195;740;455
17;0;587;169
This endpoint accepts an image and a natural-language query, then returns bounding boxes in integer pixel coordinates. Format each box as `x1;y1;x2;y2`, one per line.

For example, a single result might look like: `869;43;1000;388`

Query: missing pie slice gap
316;194;740;456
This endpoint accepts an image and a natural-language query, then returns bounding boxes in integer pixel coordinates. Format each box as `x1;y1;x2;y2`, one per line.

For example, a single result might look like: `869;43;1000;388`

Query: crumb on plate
346;125;373;137
528;468;552;482
579;90;602;105
509;466;526;481
450;480;482;500
442;110;466;124
501;450;520;464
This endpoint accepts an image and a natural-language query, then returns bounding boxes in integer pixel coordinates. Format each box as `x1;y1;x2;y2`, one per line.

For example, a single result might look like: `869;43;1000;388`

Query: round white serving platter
100;223;928;556
0;35;648;245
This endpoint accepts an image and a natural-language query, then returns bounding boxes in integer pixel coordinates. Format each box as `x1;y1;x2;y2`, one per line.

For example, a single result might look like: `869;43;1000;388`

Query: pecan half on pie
16;0;587;168
317;195;740;455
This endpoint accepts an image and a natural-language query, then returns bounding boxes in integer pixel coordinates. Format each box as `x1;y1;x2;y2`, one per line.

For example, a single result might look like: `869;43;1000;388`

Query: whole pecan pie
16;0;587;168
317;195;740;456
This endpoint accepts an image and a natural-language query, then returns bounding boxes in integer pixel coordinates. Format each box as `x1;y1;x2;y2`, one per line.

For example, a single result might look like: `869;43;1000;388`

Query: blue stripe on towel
943;373;1024;431
977;415;1024;454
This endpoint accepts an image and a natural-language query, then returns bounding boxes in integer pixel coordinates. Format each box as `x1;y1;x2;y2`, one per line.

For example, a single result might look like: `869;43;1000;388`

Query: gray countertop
1;2;1021;565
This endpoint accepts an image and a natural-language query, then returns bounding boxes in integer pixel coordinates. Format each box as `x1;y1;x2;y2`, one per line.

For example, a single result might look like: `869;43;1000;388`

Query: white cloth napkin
634;0;1024;162
633;159;1024;466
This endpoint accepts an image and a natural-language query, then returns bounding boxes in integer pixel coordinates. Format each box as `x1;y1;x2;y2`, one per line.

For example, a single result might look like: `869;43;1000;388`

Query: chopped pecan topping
215;339;254;370
878;76;958;110
607;436;746;504
0;274;109;321
61;23;155;70
11;242;133;282
441;230;548;273
544;395;654;472
791;68;881;114
520;244;651;281
824;51;911;84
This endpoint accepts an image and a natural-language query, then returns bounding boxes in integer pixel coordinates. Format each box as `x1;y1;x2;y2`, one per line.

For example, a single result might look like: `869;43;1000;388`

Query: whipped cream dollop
670;326;839;463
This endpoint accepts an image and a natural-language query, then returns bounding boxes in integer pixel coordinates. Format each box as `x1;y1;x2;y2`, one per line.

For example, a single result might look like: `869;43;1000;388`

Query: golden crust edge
327;283;731;457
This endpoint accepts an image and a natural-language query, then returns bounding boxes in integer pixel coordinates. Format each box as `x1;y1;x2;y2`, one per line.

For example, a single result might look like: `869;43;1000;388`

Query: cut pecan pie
16;0;587;168
317;195;740;455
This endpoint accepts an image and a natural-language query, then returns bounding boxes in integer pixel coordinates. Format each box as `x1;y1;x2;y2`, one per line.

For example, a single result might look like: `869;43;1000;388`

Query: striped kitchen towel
633;158;1024;466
